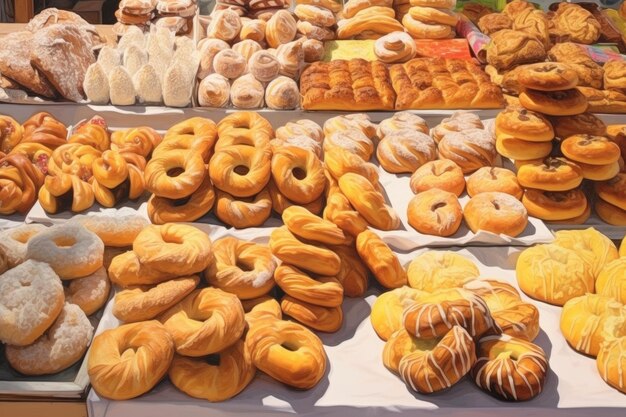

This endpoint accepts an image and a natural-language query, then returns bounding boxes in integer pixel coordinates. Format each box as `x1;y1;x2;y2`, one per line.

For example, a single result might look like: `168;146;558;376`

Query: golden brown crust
577;86;626;114
517;157;583;191
519;88;588;116
553;3;601;45
486;29;546;71
495;106;554;142
518;62;579;92
478;13;512;36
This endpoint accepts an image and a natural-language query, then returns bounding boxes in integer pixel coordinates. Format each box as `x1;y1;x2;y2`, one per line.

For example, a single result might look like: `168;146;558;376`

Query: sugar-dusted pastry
207;9;242;42
431;111;484;142
133;64;162;104
198;73;230;108
438;129;496;174
197;39;230;79
97;45;121;76
213;49;247;80
467;167;523;199
464;191;528;237
410;159;465;196
230;74;265;109
248;50;280;82
123;44;148;77
116;24;145;51
83;63;110;104
296;21;335;41
163;62;194;107
276;40;304;79
109;66;136;106
376;130;436;173
295;4;336;27
374;32;417;64
232;39;263;62
265;76;299;110
303;38;325;62
266;10;297;48
240;18;266;43
407;189;462;237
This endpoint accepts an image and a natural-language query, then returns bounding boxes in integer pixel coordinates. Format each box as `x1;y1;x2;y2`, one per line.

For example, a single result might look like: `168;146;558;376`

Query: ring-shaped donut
147;175;215;224
216;111;274;141
163;117;217;148
144;150;207;199
271;146;325;204
214;188;272;228
209;145;271;197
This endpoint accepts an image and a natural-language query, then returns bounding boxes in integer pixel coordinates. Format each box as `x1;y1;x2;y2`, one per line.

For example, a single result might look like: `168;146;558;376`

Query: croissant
39;172;95;213
0;153;45;214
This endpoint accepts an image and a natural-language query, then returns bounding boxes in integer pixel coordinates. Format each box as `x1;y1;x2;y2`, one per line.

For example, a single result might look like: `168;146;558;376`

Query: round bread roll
407;251;479;292
207;9;242;42
248;50;280;82
230;74;265;109
553;228;618;278
467;167;523;199
596;173;626;211
519;88;588;116
409;159;465;196
370;286;427;341
596;258;626;304
265;10;297;48
561;134;621;165
213;49;247;79
517;62;579;91
516;157;583;191
495;106;554;142
198;73;230;108
197;39;230;79
464;191;528;237
232;39;263;62
561;294;624;357
496;133;553;160
265;76;299;110
438;129;496;174
522;188;588;221
548;200;592;225
407;189;462;237
516;243;594;306
551;113;607;139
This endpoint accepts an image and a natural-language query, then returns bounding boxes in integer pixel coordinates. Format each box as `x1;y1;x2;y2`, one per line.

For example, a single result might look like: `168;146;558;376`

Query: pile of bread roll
83;26;198;107
0;112;67;216
294;0;340;41
0;223;110;376
114;0;198;36
516;228;626;394
336;0;404;40
39;116;154;214
402;0;459;39
373;250;546;401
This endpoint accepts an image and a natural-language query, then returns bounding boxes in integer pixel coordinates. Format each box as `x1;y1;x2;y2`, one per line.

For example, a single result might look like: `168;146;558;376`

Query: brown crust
517;62;579;92
577;86;626;114
495;106;554;141
518;88;588;116
478;13;512;35
486;29;547;71
550;113;606;138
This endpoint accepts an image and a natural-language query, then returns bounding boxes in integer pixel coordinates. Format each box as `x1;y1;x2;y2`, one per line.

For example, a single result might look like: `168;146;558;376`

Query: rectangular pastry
300;59;396;111
390;58;505;110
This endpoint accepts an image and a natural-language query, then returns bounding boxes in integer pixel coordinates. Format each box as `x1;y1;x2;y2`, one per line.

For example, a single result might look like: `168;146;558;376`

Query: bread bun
561;134;621;165
595;198;626;226
522;188;588;221
407;189;462;236
495;107;554;142
410;159;465;196
467;167;523;199
518;62;579;91
464;191;528;237
198;73;230;108
517;157;583;191
496;133;553;160
519;88;588;116
551;112;606;138
486;29;546;71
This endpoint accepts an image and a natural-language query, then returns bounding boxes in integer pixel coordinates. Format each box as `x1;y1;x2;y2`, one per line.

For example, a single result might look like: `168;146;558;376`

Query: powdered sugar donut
26;224;104;280
71;213;149;247
0;224;47;268
0;260;64;346
64;267;111;315
6;303;94;375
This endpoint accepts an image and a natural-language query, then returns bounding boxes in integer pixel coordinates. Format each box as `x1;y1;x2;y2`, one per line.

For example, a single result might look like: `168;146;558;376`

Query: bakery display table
87;245;626;417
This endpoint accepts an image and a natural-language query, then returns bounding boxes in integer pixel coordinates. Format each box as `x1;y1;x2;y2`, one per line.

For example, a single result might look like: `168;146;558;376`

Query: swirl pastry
22;112;67;150
248;50;280;82
265;76;299;110
374;31;417;64
265;10;297;48
438;129;496;174
232;39;263;62
207;9;242;43
0;153;45;215
230;74;265;109
553;3;601;45
240;18;266;43
213;49;247;80
198;73;230;108
197;39;230;79
276;40;304;79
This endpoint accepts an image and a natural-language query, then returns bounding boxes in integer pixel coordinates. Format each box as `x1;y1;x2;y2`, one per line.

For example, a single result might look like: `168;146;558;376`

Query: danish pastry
270;226;341;276
371;286;426;341
407;251;479;292
281;296;343;333
467;167;523;199
553;228;618;278
516;157;583;191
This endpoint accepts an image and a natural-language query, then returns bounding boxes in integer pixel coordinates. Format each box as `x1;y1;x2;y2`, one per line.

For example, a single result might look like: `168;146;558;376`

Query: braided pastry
0;153;45;214
21;112;67;150
47;143;101;180
39;172;95;213
68;122;110;152
92;150;146;207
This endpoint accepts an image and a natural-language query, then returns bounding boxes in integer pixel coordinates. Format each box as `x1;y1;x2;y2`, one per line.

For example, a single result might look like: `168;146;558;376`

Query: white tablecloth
87;245;626;417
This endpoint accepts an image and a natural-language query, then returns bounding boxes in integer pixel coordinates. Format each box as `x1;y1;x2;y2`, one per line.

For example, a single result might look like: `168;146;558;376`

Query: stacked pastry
517;228;626;393
146;117;216;224
336;0;404;40
114;0;197;36
578;59;626;114
402;0;459;40
39;116;150;214
294;2;337;42
0;223;110;376
196;37;303;109
0;9;100;101
322;115;401;231
212;0;290;20
83;26;199;107
0;112;67;215
376;250;546;400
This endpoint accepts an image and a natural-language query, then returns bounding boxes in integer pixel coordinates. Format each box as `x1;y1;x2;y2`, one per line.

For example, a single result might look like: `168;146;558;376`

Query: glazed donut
282;206;348;245
270;226;341;276
465;280;540;341
561;134;620;165
0;224;47;267
409;159;465;196
160;288;245;356
596;258;626;304
0;115;23;153
0;260;64;346
108;250;174;287
338;173;400;230
133;224;213;276
88;321;175;400
494;107;554;142
6;303;93;375
26;224;103;280
64;267;110;315
522;188;588;221
214;188;272;228
407;189;462;237
323;189;369;237
376;130;437;174
517;157;584;191
248;50;281;82
281;295;343;333
472;334;548;401
323;114;377;139
464;192;528;237
516;243;594;306
324;130;375;161
518;88;588;116
374;31;417;64
403;288;498;339
397;326;476;393
214;49;247;80
371;286;427;341
275;264;343;307
561;294;623;357
206;237;276;299
383;328;436;373
466;167;523;199
169;340;256;401
145;151;206;199
402;14;453;39
407;251;479;292
553;228;618;278
377;111;429;139
113;275;199;323
269;180;325;216
596;173;626;211
148;175;215;225
209;145;271;197
551;113;607;139
325;150;379;184
71;214;148;248
271;146;325;204
245;317;326;389
356;230;407;289
265;10;297;48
